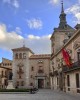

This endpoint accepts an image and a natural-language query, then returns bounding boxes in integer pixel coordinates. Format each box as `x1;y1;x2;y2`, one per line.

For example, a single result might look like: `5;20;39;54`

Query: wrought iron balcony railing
38;70;44;73
49;72;54;77
49;70;58;77
62;60;80;72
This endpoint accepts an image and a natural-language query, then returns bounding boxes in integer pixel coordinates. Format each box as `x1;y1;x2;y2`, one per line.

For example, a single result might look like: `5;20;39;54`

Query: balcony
17;69;24;74
49;70;58;77
63;61;80;73
49;72;54;77
54;71;58;76
38;69;44;73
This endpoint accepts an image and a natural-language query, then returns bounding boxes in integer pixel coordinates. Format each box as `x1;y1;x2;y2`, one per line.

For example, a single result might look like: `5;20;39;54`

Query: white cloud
3;0;19;8
15;27;22;34
27;34;51;54
65;4;80;23
49;0;59;5
28;35;40;40
27;18;43;29
0;24;51;54
13;0;19;8
27;34;51;40
0;24;23;50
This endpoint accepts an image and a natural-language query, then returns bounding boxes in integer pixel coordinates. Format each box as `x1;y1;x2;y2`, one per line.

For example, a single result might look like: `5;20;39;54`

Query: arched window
23;53;26;59
15;53;18;59
19;53;22;59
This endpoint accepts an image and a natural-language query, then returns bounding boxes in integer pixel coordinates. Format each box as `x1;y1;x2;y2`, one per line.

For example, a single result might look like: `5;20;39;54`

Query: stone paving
0;89;80;100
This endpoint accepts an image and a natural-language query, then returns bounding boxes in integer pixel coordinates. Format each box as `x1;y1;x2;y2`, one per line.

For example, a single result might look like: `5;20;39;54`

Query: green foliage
0;89;30;92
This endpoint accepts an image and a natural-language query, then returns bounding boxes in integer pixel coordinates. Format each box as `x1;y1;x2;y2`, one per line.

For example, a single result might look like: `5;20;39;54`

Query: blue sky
0;0;80;62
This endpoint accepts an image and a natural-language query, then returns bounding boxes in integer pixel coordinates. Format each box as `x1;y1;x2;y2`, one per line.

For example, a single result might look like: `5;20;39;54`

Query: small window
67;75;70;87
30;75;33;78
30;83;33;86
38;69;44;73
17;81;19;86
77;52;80;61
5;71;7;76
39;66;42;68
67;75;70;91
76;73;79;88
10;63;12;66
19;53;22;59
5;63;7;66
9;72;12;80
19;75;22;79
21;81;24;86
2;71;3;77
15;53;18;59
57;77;58;85
31;66;34;71
8;63;10;66
3;63;4;66
23;53;26;59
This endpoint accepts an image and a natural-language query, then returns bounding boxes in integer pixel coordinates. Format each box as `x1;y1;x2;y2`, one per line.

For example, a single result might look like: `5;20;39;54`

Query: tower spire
59;0;67;29
61;0;64;13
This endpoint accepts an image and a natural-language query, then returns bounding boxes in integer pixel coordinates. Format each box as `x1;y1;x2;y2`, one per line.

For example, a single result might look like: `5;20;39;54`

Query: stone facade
12;47;34;88
12;47;50;89
0;58;12;89
50;1;80;94
29;54;50;88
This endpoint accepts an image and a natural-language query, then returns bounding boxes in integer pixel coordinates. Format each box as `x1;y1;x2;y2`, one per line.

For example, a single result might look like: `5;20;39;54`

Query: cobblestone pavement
0;89;80;100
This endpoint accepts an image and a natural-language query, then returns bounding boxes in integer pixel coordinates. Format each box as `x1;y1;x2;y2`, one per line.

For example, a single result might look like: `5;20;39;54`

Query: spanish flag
62;49;72;67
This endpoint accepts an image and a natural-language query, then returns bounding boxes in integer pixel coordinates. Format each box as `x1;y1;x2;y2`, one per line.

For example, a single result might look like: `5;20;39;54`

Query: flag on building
61;48;72;67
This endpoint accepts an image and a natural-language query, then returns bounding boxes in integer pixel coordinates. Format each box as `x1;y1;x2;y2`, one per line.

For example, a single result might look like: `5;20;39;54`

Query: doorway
38;79;44;88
